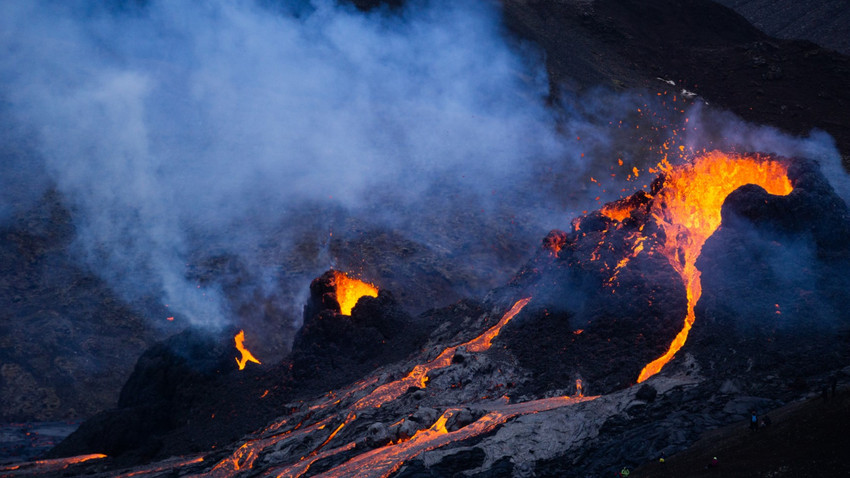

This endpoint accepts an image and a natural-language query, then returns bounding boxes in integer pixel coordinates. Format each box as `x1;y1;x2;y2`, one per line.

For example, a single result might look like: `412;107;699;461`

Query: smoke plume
1;0;845;352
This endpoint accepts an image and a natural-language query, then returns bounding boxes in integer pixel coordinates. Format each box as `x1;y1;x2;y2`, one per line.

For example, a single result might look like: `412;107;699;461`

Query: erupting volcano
636;152;794;381
19;150;850;478
4;0;850;475
333;272;379;316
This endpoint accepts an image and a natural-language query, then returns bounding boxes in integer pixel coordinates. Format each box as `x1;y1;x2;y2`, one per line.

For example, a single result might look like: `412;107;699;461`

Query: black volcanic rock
497;201;686;395
291;270;430;387
0;190;163;422
684;157;850;387
712;0;850;56
38;156;850;478
116;328;236;409
47;327;244;461
501;0;850;163
48;273;446;467
635;383;658;402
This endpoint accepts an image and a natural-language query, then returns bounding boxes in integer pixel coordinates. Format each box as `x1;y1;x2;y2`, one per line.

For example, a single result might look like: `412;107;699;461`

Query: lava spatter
636;151;793;381
333;272;379;315
235;330;261;370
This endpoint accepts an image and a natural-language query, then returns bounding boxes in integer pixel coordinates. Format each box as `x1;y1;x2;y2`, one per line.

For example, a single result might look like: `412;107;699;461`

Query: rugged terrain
12;152;844;478
1;0;849;476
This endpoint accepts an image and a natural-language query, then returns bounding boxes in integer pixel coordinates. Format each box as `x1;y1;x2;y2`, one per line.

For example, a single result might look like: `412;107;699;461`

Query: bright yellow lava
637;151;793;382
235;329;261;370
333;271;379;316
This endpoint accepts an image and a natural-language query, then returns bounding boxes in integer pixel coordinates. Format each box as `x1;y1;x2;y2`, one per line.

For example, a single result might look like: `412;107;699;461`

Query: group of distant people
749;410;771;430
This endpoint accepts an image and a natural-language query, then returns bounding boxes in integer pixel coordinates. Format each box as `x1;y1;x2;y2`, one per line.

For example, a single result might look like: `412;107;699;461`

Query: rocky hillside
713;0;850;55
1;0;849;474
19;152;845;477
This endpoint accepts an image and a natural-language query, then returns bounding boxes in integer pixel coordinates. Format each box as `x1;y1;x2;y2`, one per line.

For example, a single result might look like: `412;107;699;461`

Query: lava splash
235;330;262;370
333;271;379;316
637;151;793;381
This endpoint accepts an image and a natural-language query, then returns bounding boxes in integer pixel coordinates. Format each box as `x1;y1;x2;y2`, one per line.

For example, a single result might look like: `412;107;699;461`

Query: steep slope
501;0;850;166
0;191;163;423
713;0;850;55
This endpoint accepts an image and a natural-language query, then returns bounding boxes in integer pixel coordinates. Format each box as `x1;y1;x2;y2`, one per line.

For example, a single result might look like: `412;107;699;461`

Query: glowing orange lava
204;299;533;478
235;330;261;370
0;453;108;476
310;395;595;478
333;271;379;315
601;203;633;222
637;151;793;382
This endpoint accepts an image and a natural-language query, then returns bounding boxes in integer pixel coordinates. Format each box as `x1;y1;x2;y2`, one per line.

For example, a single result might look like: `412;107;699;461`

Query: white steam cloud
1;0;845;341
0;0;571;329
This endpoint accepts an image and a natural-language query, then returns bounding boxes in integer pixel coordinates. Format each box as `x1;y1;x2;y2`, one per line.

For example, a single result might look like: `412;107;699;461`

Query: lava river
180;297;597;478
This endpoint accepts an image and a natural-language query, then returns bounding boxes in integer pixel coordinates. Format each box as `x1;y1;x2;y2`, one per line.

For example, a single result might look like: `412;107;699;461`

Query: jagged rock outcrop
291;270;432;386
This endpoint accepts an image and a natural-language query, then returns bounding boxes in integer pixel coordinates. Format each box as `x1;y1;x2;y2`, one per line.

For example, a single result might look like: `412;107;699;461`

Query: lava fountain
637;151;793;382
235;330;262;370
333;271;379;315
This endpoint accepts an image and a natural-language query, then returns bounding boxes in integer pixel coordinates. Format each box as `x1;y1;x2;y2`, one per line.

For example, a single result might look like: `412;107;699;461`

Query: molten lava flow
601;203;633;222
196;299;533;478
235;330;261;370
200;417;335;477
116;455;205;477
0;453;108;476
465;298;531;353
333;271;379;315
350;298;531;411
637;152;793;382
309;395;596;478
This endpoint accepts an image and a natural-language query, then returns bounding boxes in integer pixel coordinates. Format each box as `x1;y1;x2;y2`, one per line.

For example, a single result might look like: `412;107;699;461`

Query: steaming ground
1;0;667;347
1;0;848;424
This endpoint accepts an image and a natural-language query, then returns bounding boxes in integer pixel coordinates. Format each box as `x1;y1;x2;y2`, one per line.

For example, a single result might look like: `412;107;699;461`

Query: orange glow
601;203;633;222
333;271;379;315
201;417;334;477
115;456;204;477
349;298;531;411
311;395;596;478
466;298;531;352
543;230;568;256
198;299;545;478
234;330;261;370
0;453;108;475
637;152;792;382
